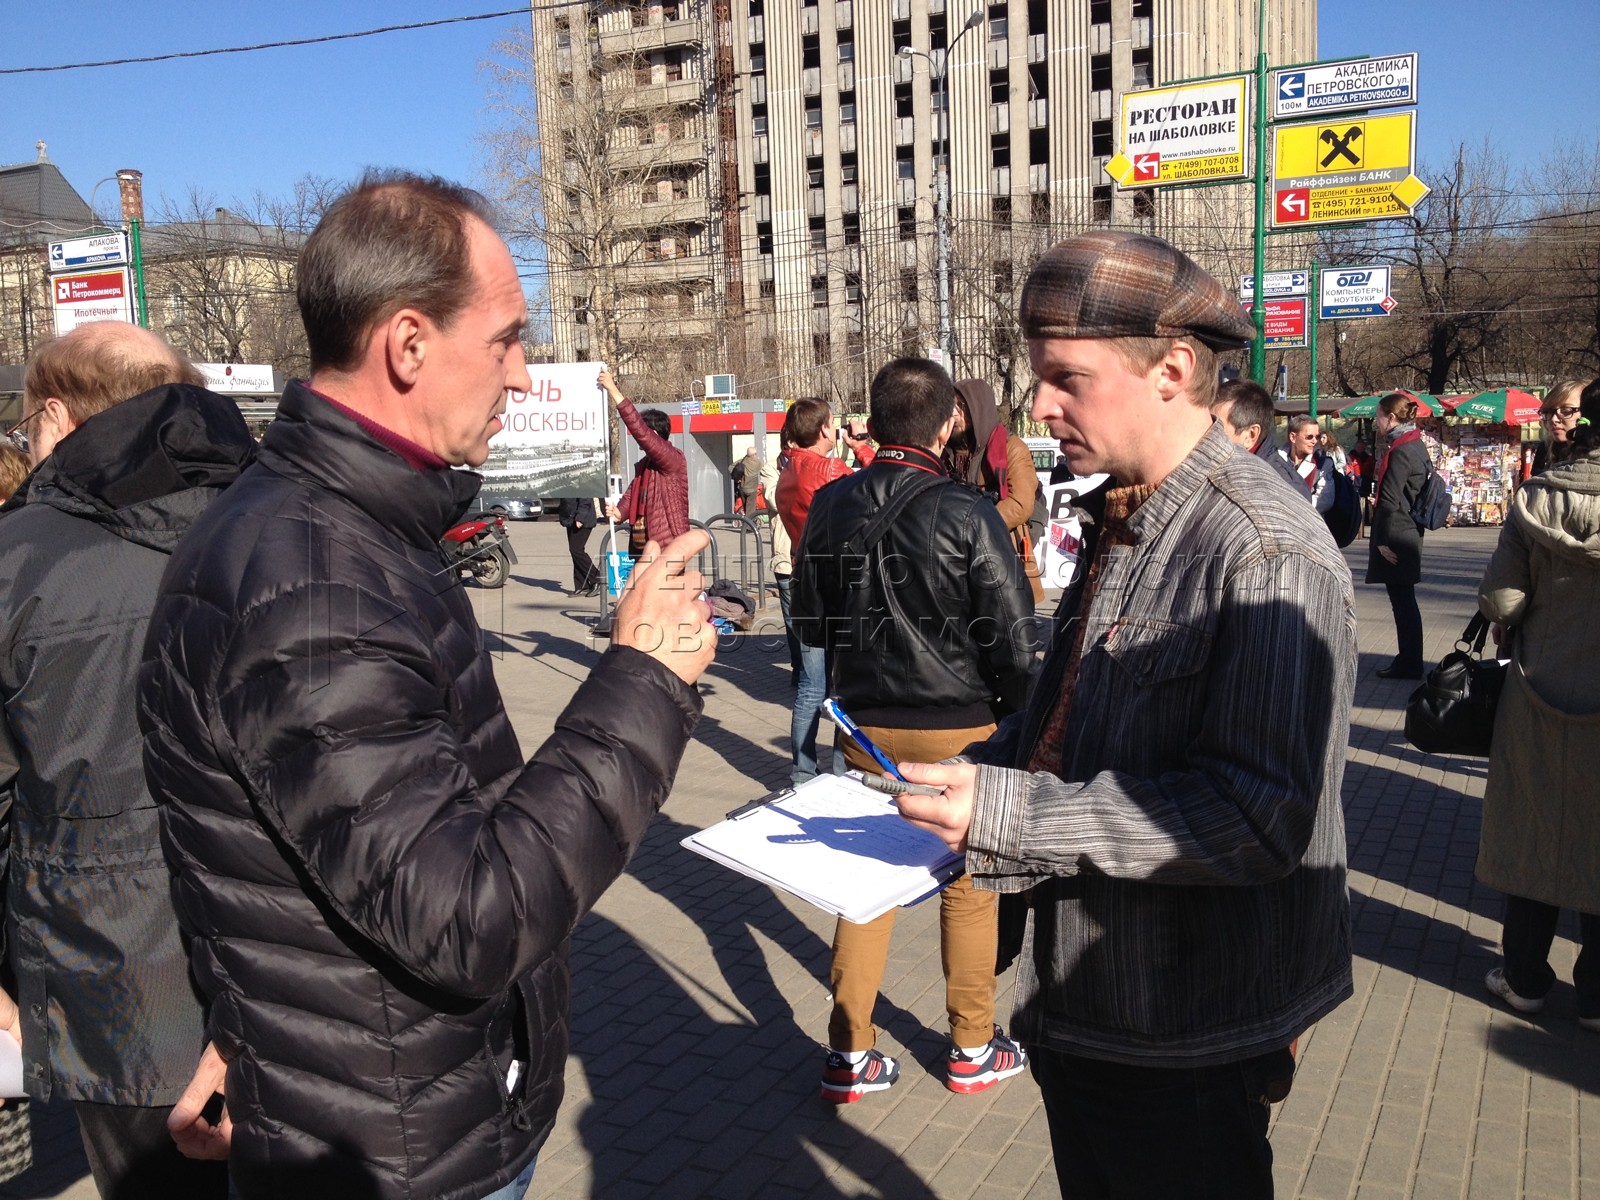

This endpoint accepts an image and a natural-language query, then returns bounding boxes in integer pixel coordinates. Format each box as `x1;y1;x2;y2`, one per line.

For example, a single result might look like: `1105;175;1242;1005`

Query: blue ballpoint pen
820;698;906;781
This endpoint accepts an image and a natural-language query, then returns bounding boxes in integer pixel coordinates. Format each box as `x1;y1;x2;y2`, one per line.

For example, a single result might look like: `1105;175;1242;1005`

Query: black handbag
1403;613;1506;756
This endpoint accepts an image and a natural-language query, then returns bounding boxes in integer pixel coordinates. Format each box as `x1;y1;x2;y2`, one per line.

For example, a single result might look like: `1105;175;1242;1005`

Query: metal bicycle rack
591;513;773;639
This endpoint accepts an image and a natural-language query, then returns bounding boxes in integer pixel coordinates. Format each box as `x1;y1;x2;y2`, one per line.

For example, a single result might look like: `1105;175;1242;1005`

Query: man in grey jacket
896;231;1356;1199
0;322;250;1198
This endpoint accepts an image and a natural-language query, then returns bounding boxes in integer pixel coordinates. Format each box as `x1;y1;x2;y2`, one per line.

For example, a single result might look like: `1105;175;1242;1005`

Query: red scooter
441;512;516;589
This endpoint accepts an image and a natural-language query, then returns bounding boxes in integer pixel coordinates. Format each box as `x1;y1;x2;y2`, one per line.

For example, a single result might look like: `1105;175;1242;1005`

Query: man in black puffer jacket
138;173;715;1200
0;323;251;1199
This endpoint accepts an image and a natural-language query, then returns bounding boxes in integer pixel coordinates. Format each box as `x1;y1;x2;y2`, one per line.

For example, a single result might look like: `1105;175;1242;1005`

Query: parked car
478;495;542;521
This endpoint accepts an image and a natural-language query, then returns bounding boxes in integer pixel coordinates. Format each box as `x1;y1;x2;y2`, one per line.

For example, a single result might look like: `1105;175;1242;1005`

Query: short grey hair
1287;414;1321;435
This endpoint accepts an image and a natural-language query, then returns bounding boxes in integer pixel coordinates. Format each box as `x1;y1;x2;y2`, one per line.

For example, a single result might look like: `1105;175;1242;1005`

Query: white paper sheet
681;773;964;924
0;1033;22;1099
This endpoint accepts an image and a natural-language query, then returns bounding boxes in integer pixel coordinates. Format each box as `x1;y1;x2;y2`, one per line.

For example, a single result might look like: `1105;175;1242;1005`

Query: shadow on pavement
624;813;942;1077
564;912;937;1200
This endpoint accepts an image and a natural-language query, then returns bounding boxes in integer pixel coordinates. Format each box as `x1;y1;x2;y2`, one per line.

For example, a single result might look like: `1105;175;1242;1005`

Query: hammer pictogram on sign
1319;126;1363;169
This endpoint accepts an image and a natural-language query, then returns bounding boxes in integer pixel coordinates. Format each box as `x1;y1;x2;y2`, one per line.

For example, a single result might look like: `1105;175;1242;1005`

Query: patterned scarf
1026;483;1156;777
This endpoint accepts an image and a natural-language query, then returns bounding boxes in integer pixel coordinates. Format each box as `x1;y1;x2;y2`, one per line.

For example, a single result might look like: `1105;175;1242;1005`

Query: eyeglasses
4;409;44;453
1548;406;1582;420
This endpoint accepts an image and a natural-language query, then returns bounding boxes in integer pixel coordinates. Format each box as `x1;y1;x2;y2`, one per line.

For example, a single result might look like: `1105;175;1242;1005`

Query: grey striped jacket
966;420;1356;1068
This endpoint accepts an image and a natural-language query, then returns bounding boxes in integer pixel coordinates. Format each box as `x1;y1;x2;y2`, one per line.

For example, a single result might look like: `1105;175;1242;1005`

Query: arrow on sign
1380;296;1397;313
1132;152;1160;182
1278;72;1304;101
1276;189;1309;223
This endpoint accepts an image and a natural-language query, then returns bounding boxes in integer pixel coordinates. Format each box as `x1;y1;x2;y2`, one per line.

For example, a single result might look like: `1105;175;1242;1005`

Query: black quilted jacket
138;383;701;1199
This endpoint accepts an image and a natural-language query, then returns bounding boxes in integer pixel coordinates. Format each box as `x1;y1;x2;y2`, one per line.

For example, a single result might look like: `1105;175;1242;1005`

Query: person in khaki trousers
792;357;1036;1103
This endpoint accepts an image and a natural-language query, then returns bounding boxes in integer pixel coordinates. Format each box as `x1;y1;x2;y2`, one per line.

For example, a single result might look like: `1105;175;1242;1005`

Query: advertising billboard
477;361;610;501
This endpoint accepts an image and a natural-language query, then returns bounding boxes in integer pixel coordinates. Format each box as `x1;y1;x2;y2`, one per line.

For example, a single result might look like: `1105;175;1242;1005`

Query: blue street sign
1278;72;1305;102
47;232;128;273
1318;265;1397;320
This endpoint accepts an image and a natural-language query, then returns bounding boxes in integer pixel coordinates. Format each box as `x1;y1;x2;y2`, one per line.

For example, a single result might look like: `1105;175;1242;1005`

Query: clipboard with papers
680;772;964;924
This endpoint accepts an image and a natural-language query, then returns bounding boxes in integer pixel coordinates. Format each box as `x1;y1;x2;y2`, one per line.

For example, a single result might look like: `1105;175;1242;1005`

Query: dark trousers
773;572;802;678
565;523;599;591
1029;1045;1294;1200
1502;893;1600;1017
75;1102;229;1200
1384;580;1424;669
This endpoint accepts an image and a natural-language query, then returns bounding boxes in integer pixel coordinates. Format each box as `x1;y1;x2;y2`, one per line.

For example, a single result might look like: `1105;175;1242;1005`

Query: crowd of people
0;169;1593;1200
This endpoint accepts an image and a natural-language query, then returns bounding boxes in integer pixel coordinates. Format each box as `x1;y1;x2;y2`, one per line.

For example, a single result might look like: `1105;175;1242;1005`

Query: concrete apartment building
529;0;1316;413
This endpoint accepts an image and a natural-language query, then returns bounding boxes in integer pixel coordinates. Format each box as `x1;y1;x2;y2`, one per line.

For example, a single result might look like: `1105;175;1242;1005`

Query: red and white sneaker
820;1047;900;1104
946;1027;1028;1094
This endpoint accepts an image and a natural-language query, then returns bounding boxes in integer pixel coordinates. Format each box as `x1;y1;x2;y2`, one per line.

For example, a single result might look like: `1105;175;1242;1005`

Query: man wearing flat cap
896;231;1356;1199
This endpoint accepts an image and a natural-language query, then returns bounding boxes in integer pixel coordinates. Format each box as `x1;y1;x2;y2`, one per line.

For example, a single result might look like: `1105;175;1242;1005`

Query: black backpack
1410;460;1452;531
1324;469;1362;548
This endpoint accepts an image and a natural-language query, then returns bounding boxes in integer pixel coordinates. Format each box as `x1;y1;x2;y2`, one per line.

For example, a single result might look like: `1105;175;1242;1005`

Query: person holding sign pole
600;368;689;555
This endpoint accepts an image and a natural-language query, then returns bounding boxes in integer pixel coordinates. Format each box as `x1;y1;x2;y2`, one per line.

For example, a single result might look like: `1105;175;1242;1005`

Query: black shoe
1375;663;1423;680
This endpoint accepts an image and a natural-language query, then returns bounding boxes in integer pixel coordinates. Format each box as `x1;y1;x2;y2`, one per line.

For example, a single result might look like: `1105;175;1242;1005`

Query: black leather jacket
139;383;701;1200
791;445;1036;728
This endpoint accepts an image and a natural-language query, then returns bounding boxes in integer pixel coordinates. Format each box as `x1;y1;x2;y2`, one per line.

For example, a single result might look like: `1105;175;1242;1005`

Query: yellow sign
1106;75;1250;189
1270;111;1429;228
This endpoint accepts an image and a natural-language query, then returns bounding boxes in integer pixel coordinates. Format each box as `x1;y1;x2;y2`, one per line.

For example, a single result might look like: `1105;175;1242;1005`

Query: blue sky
2;1;1596;219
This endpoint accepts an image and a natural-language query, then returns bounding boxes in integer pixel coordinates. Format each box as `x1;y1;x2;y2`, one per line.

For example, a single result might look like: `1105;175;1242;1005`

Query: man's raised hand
614;529;716;685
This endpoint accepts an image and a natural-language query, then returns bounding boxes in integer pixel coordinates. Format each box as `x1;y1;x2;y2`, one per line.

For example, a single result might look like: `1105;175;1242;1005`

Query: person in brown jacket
945;378;1044;604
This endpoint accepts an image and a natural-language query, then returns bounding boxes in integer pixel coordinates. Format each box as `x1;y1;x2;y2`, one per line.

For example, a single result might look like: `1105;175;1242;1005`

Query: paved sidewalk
5;521;1596;1199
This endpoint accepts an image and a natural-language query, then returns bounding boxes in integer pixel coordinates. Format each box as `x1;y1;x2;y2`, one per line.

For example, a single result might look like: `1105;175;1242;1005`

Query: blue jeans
791;641;827;782
479;1158;536;1200
773;573;802;677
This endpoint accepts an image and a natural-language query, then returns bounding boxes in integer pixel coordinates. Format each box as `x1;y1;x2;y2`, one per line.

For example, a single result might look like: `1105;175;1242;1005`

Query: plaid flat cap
1020;230;1255;350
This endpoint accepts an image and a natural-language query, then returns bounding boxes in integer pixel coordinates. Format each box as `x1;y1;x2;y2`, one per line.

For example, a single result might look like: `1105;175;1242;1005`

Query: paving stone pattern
2;522;1594;1200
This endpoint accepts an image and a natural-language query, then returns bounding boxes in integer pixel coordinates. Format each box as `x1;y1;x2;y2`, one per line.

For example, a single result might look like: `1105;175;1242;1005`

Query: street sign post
1318;265;1397;319
50;267;135;335
1272;54;1419;120
47;231;129;274
1106;75;1251;188
1242;297;1308;349
1239;270;1309;300
1271;111;1429;227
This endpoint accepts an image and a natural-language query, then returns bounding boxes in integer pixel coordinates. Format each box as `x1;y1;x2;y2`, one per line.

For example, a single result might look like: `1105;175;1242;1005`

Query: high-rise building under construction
525;0;1315;410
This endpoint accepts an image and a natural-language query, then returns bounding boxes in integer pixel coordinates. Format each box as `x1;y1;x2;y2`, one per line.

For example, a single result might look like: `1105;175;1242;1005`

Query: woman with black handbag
1476;378;1600;1029
1367;393;1431;679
